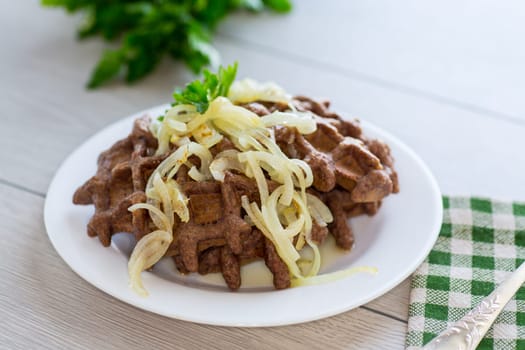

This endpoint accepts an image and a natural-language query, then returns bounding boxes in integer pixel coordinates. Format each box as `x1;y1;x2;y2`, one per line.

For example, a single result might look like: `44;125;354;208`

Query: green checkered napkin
406;196;525;350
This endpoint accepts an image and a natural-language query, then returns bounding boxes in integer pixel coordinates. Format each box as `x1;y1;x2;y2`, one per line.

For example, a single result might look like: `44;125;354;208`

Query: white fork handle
423;260;525;350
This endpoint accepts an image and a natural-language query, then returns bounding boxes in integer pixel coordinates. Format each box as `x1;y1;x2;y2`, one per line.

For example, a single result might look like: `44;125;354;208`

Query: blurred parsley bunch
42;0;291;88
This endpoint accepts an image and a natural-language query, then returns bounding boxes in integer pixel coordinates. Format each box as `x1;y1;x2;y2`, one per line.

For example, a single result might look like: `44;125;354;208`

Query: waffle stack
73;117;164;246
247;96;399;249
73;96;399;290
167;172;291;289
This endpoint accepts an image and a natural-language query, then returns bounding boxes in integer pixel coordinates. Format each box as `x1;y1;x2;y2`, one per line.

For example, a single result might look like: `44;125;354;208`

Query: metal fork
423;260;525;349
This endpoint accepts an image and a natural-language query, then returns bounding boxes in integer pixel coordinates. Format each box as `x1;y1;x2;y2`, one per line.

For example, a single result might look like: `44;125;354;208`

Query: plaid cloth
406;196;525;350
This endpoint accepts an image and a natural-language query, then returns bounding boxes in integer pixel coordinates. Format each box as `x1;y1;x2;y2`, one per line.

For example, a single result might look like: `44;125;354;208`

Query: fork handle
423;260;525;350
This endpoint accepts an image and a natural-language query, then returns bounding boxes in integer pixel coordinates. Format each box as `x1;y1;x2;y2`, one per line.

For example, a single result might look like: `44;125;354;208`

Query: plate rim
44;104;442;327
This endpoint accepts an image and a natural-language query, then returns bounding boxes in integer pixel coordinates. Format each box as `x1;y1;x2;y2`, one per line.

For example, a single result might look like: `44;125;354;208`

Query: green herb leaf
263;0;292;13
41;0;292;88
215;62;238;97
172;62;238;113
87;49;124;89
41;0;81;12
237;0;264;12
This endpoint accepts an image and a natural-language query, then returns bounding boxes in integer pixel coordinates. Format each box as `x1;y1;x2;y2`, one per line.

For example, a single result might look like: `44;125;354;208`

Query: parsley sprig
173;62;238;113
41;0;291;88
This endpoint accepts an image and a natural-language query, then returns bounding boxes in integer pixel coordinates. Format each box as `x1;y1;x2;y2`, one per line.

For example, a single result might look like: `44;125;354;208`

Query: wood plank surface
0;183;407;350
220;0;525;121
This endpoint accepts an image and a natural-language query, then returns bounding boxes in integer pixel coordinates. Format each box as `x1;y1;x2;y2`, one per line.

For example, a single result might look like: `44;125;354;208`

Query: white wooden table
2;1;525;349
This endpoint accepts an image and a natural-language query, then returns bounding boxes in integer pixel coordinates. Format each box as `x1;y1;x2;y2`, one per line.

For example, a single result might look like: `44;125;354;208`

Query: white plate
44;104;442;327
